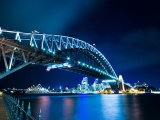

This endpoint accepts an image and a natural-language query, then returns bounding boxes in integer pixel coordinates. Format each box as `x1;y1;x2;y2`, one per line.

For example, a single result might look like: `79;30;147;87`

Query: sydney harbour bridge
0;27;131;88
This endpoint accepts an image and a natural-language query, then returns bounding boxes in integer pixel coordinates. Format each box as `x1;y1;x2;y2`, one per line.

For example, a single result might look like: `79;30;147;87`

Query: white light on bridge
46;68;50;72
67;57;70;60
67;65;72;68
31;44;34;47
102;80;116;82
52;65;57;68
63;63;69;66
57;64;63;67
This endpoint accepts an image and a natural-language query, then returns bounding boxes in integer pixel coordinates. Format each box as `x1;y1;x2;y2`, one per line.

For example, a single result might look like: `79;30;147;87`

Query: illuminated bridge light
77;61;81;64
42;48;45;51
52;65;57;68
90;66;92;69
102;80;116;82
46;68;50;72
67;65;72;68
86;65;89;67
63;63;69;66
31;44;34;47
82;63;85;66
52;52;55;54
67;57;70;60
57;64;63;67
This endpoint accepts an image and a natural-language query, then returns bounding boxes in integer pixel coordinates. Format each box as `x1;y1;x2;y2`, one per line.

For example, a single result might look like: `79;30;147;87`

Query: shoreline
4;92;160;97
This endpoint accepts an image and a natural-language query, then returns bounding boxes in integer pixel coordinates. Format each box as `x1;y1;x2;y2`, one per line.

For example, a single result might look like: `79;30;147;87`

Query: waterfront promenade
0;93;8;120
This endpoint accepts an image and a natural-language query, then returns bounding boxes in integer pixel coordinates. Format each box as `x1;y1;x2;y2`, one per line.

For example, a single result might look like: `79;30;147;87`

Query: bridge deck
0;95;8;120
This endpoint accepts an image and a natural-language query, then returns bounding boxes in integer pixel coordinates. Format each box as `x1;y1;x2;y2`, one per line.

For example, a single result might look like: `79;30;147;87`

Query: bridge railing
3;93;42;120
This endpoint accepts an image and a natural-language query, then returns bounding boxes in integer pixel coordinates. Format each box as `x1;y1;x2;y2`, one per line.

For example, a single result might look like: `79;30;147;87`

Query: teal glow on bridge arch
0;27;118;80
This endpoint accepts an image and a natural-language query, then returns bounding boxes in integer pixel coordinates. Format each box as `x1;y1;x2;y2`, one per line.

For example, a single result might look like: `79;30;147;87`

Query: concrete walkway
0;96;8;120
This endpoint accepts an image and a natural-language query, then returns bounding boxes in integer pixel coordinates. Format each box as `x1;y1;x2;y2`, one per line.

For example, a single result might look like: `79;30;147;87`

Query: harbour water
14;94;160;120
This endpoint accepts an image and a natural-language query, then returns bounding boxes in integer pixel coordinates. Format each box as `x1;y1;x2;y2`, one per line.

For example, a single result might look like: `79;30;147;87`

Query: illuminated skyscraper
77;84;82;91
93;78;98;91
81;77;89;91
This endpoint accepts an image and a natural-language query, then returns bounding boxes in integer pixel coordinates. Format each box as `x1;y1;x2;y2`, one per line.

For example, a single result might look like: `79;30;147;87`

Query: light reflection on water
18;94;160;120
63;98;74;120
101;94;125;120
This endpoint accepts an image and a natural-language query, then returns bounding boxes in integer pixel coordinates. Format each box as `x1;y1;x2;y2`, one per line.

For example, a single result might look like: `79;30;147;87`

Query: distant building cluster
2;75;160;94
72;77;112;93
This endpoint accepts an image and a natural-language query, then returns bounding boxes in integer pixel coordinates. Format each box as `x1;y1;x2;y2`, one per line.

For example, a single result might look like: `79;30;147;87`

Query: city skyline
0;0;160;89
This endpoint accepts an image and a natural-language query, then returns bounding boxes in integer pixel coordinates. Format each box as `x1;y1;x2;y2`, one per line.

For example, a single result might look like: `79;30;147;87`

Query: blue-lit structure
0;27;117;80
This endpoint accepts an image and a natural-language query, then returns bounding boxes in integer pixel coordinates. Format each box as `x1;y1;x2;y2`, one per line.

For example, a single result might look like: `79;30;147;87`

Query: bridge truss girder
0;37;44;79
56;49;111;79
0;28;118;80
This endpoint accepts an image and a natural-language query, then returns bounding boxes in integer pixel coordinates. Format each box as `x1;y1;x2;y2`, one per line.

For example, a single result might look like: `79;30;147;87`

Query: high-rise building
81;77;89;91
92;78;99;91
77;84;82;91
82;77;88;85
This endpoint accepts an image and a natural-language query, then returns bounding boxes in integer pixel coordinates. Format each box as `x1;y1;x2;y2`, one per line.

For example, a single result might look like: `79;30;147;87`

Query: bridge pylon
118;75;125;91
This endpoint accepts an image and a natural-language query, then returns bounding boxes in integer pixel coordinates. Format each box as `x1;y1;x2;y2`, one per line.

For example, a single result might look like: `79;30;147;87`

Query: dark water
15;94;160;120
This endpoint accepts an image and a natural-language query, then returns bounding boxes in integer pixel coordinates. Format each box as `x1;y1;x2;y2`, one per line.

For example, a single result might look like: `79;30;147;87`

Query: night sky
0;0;160;89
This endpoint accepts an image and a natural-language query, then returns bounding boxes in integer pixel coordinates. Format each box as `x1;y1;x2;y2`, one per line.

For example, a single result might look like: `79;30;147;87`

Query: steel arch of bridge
0;27;118;80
